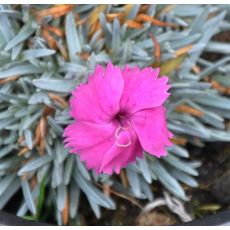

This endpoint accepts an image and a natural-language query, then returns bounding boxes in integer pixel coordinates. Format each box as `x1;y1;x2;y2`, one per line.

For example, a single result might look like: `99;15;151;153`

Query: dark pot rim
0;210;230;226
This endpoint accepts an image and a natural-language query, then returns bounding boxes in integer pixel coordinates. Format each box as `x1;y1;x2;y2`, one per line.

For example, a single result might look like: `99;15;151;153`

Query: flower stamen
115;140;131;147
115;126;132;148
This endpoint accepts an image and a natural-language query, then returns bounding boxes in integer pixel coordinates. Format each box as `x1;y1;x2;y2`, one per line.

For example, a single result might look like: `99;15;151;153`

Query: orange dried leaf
56;41;68;61
0;76;19;84
192;65;201;74
18;147;30;156
62;193;69;225
160;54;186;75
136;13;153;22
48;93;68;109
139;4;150;14
106;13;123;23
39;138;45;156
89;21;101;38
75;13;80;21
123;4;134;18
88;5;107;27
76;51;90;61
175;44;193;57
171;137;188;145
126;20;143;29
44;25;64;38
39;117;46;139
149;32;161;66
32;120;42;148
42;29;57;49
76;17;87;27
35;4;73;19
21;175;29;181
106;13;121;19
30;176;37;190
42;106;55;118
210;80;230;95
103;184;111;197
120;170;129;188
17;135;25;144
97;183;142;209
175;104;204;117
156;5;176;16
136;13;177;28
75;13;87;27
37;117;47;156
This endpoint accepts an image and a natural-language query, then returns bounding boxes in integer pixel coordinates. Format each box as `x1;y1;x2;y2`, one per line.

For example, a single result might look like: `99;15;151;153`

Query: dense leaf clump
0;4;230;225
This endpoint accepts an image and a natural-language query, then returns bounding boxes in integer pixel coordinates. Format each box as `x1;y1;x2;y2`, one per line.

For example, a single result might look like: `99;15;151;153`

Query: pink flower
63;62;172;174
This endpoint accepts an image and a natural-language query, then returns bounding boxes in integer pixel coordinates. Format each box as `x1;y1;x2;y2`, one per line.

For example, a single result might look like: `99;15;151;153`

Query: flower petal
100;127;143;174
130;106;173;157
92;62;124;117
120;66;170;114
64;121;142;174
63;121;117;172
70;62;124;123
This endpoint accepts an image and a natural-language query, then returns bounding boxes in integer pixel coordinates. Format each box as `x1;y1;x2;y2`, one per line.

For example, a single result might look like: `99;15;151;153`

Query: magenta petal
70;66;109;123
63;121;117;173
64;62;172;175
120;65;170;114
92;62;124;117
99;127;143;174
70;62;124;123
130;107;172;157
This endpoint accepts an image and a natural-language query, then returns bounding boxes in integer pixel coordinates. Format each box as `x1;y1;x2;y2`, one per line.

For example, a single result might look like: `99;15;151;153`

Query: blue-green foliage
0;4;230;225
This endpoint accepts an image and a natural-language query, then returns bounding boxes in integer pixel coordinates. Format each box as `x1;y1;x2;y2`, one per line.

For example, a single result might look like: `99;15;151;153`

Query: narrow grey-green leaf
24;130;33;150
141;179;154;201
111;18;120;53
47;116;63;136
57;183;67;211
22;110;42;130
0;117;16;129
169;145;189;158
18;155;53;175
74;171;113;209
170;168;198;188
0;64;42;79
138;157;152;184
4;24;35;51
64;155;74;185
152;160;187;200
33;79;74;93
65;12;81;62
163;155;198;176
0;145;15;158
0;174;16;196
69;181;80;218
51;161;63;188
59;62;87;73
126;169;142;197
22;49;56;61
21;179;36;214
0;178;20;209
76;157;91;181
88;197;101;219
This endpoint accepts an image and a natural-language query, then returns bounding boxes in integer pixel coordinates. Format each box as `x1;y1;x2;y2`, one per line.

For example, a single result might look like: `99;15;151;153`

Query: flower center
114;112;130;126
114;112;125;124
114;112;132;148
